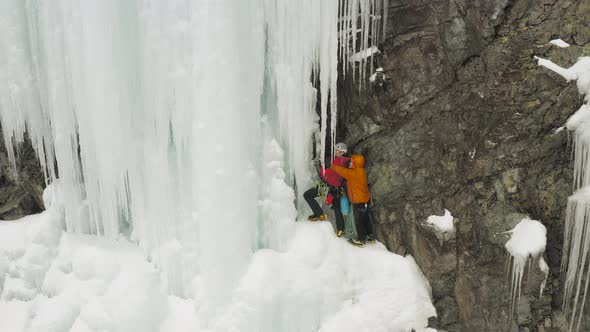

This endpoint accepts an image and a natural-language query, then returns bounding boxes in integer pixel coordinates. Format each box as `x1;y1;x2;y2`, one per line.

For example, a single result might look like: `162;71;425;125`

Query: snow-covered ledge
549;39;571;48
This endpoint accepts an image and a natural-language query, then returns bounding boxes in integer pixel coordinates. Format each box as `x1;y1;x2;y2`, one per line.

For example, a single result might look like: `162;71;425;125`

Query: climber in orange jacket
330;154;375;245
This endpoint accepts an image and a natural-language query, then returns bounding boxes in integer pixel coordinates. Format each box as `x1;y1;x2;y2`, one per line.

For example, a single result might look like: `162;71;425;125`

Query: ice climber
304;142;350;237
330;154;375;246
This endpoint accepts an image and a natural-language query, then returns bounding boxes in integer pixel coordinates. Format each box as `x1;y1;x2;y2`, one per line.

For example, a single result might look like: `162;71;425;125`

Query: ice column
536;56;590;331
0;0;267;306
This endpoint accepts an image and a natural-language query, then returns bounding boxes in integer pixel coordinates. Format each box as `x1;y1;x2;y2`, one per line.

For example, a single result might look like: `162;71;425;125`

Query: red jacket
320;156;350;187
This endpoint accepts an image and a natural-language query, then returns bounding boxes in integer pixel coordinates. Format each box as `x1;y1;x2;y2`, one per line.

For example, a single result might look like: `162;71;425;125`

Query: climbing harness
317;181;329;200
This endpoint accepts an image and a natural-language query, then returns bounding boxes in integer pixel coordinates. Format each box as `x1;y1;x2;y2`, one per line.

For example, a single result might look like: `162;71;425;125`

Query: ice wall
536;56;590;331
1;2;269;314
0;0;387;320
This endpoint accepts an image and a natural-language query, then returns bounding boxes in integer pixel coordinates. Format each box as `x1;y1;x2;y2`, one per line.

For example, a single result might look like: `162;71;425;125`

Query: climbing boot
337;230;344;237
308;214;327;222
348;238;365;247
365;234;376;243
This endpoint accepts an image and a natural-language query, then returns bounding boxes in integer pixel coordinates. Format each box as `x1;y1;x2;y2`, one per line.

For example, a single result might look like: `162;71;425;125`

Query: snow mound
1;210;436;332
565;104;590;131
216;221;436;332
505;218;547;259
426;209;455;233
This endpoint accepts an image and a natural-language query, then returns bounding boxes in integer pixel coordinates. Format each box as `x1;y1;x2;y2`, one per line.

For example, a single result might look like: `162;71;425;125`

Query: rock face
1;1;588;330
0;127;45;220
341;0;590;331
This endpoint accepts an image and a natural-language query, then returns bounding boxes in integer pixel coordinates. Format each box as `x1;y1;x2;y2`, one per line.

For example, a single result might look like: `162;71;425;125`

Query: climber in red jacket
304;142;350;237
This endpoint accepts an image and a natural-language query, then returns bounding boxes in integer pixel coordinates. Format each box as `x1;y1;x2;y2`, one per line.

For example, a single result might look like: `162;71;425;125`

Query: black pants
303;185;345;232
330;188;345;232
353;203;373;241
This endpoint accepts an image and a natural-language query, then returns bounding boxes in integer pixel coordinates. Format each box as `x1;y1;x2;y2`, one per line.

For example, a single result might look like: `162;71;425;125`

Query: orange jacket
330;154;371;204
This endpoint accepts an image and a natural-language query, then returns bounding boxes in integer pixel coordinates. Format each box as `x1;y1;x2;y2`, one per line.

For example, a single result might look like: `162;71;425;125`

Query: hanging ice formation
340;0;388;93
535;55;590;331
0;0;388;313
504;218;548;322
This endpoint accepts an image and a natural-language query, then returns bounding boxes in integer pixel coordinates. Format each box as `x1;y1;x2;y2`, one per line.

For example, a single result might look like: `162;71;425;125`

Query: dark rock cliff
340;0;590;331
0;126;45;220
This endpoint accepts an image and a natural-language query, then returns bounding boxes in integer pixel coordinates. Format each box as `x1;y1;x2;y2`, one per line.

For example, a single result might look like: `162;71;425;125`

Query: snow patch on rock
549;39;570;48
426;209;455;234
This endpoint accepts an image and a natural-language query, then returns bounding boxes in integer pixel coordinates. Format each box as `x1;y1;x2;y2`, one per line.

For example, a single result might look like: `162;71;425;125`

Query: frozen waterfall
0;0;394;327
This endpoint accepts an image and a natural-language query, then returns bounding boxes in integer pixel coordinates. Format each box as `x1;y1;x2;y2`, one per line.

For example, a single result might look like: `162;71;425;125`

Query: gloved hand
325;193;334;205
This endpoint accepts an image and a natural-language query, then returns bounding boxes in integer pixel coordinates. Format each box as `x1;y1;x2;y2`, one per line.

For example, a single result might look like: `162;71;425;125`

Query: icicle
535;56;590;331
504;218;548;322
337;0;386;90
382;0;389;44
539;257;549;298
